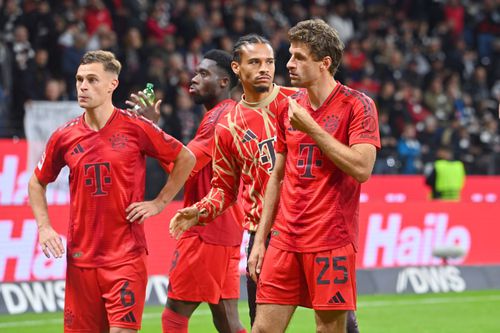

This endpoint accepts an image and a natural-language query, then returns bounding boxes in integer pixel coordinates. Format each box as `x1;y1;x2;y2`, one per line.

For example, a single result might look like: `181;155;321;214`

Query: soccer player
169;34;298;326
131;50;247;333
249;19;381;333
28;50;194;333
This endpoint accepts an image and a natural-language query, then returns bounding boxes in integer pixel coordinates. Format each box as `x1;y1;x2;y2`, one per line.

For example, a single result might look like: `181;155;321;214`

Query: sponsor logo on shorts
327;291;346;304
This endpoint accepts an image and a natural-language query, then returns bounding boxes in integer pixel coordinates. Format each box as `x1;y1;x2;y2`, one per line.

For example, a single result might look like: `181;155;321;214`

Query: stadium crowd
0;0;499;176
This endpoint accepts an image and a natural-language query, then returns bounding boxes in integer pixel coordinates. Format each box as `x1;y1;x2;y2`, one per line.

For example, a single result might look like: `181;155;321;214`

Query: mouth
188;86;197;94
255;76;271;82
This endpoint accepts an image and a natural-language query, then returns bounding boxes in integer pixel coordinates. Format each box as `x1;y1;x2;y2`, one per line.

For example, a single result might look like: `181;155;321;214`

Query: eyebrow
76;73;99;78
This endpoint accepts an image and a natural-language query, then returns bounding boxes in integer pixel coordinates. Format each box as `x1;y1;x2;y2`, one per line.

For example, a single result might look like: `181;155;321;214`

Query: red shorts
64;254;147;332
168;235;241;304
256;243;357;310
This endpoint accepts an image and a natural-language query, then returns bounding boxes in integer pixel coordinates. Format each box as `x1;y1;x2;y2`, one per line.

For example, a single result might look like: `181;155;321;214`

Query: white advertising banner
23;101;83;204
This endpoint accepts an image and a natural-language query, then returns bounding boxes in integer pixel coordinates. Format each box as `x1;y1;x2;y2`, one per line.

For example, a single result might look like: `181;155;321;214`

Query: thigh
256;245;309;307
64;265;108;333
98;254;148;331
168;236;234;304
221;245;242;300
303;243;357;311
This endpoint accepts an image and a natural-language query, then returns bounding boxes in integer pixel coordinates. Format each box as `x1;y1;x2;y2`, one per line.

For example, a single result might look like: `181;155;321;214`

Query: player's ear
231;61;240;77
220;76;229;88
109;78;119;93
322;56;332;72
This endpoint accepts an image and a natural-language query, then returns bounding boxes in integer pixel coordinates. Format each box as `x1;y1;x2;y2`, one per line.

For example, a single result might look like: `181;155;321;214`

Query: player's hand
287;97;317;133
38;225;65;259
169;206;200;239
125;91;162;124
248;241;266;283
126;200;163;224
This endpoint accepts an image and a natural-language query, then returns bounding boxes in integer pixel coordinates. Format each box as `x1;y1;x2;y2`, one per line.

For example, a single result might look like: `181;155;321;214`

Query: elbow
355;173;371;183
352;168;372;183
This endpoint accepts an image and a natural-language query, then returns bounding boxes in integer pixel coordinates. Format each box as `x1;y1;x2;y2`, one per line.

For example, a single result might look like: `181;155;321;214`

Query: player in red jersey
169;34;297;326
249;19;381;333
28;50;194;333
131;50;247;333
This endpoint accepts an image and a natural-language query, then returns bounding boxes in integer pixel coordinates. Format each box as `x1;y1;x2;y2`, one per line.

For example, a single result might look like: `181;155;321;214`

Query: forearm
255;153;285;244
308;124;375;183
156;147;195;209
28;175;52;230
195;183;238;224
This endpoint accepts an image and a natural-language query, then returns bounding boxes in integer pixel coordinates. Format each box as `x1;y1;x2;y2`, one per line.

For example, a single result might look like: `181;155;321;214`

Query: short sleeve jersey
34;109;183;267
182;99;244;246
271;83;381;252
195;85;298;231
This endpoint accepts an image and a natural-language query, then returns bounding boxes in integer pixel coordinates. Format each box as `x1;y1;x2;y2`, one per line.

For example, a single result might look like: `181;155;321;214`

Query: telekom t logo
84;162;111;195
258;138;276;173
297;144;322;179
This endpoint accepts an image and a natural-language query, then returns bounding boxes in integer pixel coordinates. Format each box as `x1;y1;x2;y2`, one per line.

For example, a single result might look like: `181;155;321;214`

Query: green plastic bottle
134;83;155;111
142;82;155;104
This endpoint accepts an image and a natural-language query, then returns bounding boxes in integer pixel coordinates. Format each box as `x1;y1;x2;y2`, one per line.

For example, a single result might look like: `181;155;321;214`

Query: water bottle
134;83;155;110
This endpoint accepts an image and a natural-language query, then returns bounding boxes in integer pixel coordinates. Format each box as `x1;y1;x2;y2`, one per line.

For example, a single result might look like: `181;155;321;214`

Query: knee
251;321;274;333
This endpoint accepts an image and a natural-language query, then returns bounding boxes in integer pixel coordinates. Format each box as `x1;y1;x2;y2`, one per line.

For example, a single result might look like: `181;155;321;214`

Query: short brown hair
288;19;344;76
80;50;122;75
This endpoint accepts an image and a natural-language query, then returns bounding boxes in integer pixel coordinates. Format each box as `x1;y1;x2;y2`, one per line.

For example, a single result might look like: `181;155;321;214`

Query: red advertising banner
2;138;500;283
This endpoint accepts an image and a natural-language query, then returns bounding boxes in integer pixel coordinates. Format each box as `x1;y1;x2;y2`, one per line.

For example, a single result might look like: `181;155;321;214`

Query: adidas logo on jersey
241;129;257;143
121;311;137;323
328;291;346;304
70;143;85;155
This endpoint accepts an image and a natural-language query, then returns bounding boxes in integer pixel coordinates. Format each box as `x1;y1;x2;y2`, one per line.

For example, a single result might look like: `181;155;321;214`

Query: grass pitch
1;290;499;332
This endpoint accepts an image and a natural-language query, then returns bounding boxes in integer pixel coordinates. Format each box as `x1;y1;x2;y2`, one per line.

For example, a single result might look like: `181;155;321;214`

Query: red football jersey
271;83;381;252
195;85;298;231
34;109;183;267
182;99;244;246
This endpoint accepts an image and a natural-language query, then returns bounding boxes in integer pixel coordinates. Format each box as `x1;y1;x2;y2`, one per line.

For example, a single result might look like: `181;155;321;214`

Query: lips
256;76;271;82
188;86;197;94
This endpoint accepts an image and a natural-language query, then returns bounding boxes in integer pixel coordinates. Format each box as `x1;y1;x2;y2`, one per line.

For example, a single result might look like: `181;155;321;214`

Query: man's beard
193;94;208;105
253;84;271;93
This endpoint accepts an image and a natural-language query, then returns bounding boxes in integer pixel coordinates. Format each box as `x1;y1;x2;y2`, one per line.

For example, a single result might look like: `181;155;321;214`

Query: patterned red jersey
34;109;183;267
271;83;381;252
182;99;244;246
195;85;298;231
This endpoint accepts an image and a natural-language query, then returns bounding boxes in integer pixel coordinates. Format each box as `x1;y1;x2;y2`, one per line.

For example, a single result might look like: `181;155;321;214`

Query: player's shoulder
50;114;84;140
115;108;161;130
337;83;375;106
278;85;299;95
206;99;237;122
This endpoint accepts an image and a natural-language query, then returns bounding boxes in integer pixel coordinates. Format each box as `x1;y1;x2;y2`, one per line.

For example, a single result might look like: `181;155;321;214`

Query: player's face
189;58;220;105
232;43;275;93
75;62;117;109
286;42;323;88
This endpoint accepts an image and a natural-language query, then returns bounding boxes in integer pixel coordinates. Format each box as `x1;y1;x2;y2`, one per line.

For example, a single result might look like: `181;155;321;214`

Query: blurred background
0;0;499;329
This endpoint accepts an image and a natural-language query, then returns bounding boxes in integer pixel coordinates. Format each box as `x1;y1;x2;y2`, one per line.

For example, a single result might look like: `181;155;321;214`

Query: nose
286;58;295;70
259;62;270;74
191;74;199;85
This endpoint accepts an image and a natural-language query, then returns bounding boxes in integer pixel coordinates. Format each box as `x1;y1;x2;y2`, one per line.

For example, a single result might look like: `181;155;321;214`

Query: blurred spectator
398;123;422;174
84;0;113;36
425;145;466;201
10;24;35;137
0;0;497;176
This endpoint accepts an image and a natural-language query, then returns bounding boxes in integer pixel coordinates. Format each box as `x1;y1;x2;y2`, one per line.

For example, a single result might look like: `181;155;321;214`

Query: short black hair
232;34;272;64
204;49;238;89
